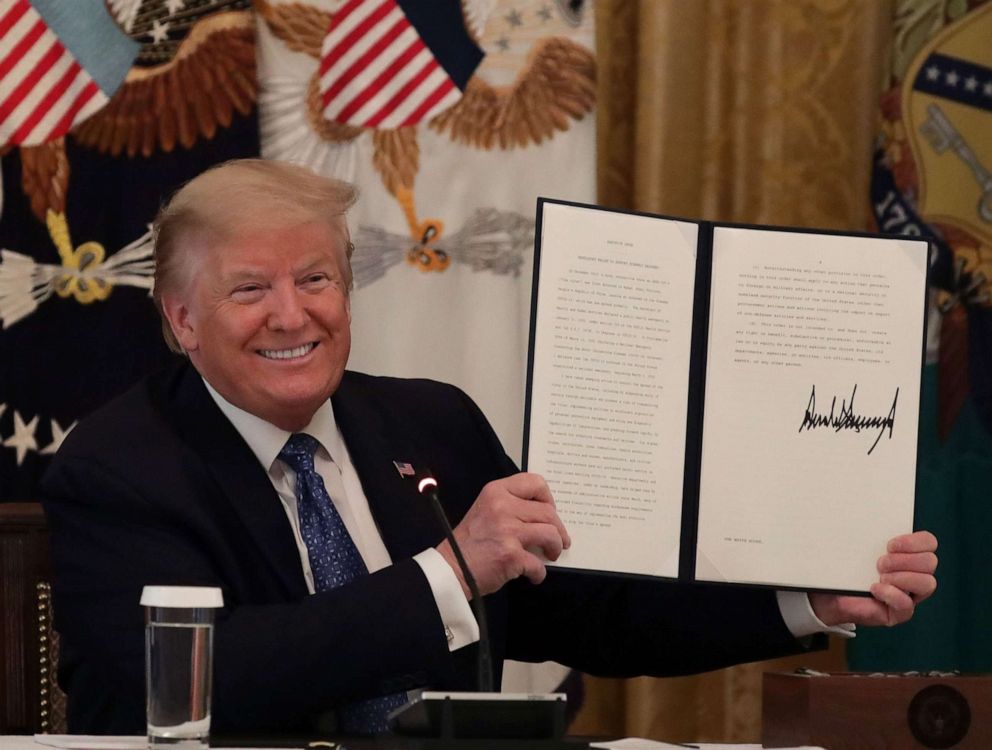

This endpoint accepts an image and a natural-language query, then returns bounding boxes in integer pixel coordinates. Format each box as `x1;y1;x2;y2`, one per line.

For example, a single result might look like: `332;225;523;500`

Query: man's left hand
809;530;938;628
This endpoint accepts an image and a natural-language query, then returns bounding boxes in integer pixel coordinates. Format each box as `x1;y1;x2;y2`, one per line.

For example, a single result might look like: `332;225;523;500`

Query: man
42;159;938;736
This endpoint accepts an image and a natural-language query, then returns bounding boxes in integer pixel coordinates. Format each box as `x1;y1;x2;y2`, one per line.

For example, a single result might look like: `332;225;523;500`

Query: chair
0;502;66;734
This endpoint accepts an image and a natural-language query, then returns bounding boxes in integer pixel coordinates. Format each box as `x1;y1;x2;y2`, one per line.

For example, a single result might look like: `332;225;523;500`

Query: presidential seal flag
0;0;260;500
318;0;483;128
0;0;138;147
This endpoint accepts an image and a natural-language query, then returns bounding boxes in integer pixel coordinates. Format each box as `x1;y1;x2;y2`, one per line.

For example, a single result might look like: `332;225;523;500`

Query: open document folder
523;199;929;595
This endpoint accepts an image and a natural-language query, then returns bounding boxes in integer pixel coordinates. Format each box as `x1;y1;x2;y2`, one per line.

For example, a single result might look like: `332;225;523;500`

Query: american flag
393;460;416;477
319;0;483;129
0;0;137;147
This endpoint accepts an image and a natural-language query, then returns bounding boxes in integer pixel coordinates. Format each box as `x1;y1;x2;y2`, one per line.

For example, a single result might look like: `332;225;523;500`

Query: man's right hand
436;472;571;599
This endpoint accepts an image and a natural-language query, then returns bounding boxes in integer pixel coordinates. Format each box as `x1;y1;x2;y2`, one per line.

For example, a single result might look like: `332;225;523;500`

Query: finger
515;500;571;550
463;499;570;557
500;472;556;506
870;582;915;625
518;522;566;561
879;571;937;602
516;550;548;586
839;599;890;627
877;551;938;575
491;475;570;549
888;530;937;554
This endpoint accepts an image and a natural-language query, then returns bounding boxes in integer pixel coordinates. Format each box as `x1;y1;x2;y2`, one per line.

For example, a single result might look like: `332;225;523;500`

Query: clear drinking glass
141;586;224;750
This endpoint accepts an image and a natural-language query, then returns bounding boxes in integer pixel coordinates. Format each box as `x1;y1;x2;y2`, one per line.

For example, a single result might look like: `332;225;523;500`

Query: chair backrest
0;502;66;734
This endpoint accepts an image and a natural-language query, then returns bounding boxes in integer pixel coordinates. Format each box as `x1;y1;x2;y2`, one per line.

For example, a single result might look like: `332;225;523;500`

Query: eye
231;284;265;303
300;272;332;290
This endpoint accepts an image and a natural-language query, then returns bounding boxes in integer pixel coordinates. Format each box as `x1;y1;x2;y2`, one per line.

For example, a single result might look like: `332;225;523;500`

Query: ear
161;292;200;353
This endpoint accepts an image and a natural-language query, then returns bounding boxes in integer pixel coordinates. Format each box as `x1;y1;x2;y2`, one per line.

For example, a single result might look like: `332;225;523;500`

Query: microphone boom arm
419;476;495;693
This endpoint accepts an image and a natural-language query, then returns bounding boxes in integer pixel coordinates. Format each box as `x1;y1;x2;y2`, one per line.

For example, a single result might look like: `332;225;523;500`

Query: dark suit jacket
41;361;813;734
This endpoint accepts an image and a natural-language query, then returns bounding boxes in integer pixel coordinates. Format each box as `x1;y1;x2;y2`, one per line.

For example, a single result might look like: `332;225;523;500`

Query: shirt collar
202;379;343;471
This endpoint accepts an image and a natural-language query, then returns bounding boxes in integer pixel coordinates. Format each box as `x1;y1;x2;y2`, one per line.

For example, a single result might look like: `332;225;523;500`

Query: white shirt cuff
413;548;480;651
776;590;856;639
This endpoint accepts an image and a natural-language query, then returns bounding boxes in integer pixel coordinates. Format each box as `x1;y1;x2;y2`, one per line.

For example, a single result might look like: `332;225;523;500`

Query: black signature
798;384;898;455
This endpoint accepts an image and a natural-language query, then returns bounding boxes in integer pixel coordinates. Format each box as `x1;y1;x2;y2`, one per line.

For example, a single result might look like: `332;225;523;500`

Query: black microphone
417;474;494;693
387;474;568;742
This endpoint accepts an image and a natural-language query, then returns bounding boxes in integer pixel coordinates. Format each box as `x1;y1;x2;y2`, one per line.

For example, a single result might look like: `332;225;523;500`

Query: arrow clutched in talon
406;222;451;272
0;212;155;328
350;208;534;289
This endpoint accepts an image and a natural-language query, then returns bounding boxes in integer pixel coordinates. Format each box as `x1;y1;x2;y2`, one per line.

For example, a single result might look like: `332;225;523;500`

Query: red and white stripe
319;0;462;129
0;0;108;147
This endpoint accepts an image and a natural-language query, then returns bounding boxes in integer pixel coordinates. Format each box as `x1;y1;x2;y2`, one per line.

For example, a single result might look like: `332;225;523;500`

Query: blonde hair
152;159;358;353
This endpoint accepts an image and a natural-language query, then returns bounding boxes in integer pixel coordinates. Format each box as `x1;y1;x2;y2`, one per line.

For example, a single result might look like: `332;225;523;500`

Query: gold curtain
574;0;894;742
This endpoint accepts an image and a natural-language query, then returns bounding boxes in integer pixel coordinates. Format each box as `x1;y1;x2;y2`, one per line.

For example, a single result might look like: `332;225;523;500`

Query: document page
527;202;698;577
695;227;927;591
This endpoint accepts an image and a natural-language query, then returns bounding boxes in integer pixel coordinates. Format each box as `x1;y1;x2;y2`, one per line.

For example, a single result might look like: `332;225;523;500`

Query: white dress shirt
204;381;479;650
204;380;853;654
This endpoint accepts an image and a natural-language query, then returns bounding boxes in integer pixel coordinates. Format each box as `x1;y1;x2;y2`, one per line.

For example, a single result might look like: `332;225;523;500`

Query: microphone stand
419;475;494;693
386;475;569;748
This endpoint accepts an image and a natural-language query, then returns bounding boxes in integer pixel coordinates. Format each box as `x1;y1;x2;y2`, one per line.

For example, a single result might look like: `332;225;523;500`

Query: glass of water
141;586;224;750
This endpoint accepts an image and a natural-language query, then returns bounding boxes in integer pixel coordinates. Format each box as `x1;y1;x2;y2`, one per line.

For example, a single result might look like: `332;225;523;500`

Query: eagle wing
429;36;595;150
19;139;70;222
253;0;328;59
71;11;256;157
256;0;363;144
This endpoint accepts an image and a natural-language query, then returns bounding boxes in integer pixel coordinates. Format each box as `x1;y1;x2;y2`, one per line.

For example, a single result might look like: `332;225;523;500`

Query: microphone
387;474;567;743
417;474;494;693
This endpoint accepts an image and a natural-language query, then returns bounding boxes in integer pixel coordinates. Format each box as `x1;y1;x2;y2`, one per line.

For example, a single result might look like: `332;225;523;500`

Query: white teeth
258;343;315;360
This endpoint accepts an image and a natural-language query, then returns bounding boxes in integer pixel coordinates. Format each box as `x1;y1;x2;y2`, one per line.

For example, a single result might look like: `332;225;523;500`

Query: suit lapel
166;366;440;591
166;364;307;598
332;373;445;562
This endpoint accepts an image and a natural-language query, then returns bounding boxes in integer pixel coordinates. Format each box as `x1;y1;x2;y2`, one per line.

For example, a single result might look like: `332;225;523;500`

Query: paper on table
589;737;696;750
590;740;826;750
32;737;145;750
30;739;288;750
589;738;695;749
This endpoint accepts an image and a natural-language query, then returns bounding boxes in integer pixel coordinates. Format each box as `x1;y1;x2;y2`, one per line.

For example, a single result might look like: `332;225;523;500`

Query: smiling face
161;221;352;432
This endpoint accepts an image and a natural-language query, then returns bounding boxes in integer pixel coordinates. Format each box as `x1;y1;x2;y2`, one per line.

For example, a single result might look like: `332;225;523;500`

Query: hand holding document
810;530;939;626
523;199;930;594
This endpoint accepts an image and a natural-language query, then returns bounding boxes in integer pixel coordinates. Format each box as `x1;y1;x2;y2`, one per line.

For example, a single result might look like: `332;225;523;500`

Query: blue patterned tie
279;433;406;734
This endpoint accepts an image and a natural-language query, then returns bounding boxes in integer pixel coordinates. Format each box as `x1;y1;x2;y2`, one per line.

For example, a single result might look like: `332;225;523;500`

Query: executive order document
524;199;929;593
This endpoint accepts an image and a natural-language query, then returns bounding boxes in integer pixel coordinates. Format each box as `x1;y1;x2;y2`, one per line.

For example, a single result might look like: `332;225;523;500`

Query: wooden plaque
763;672;992;749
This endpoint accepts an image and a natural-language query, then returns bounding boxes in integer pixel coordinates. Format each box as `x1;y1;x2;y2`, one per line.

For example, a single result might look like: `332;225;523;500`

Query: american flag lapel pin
393;460;416;478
